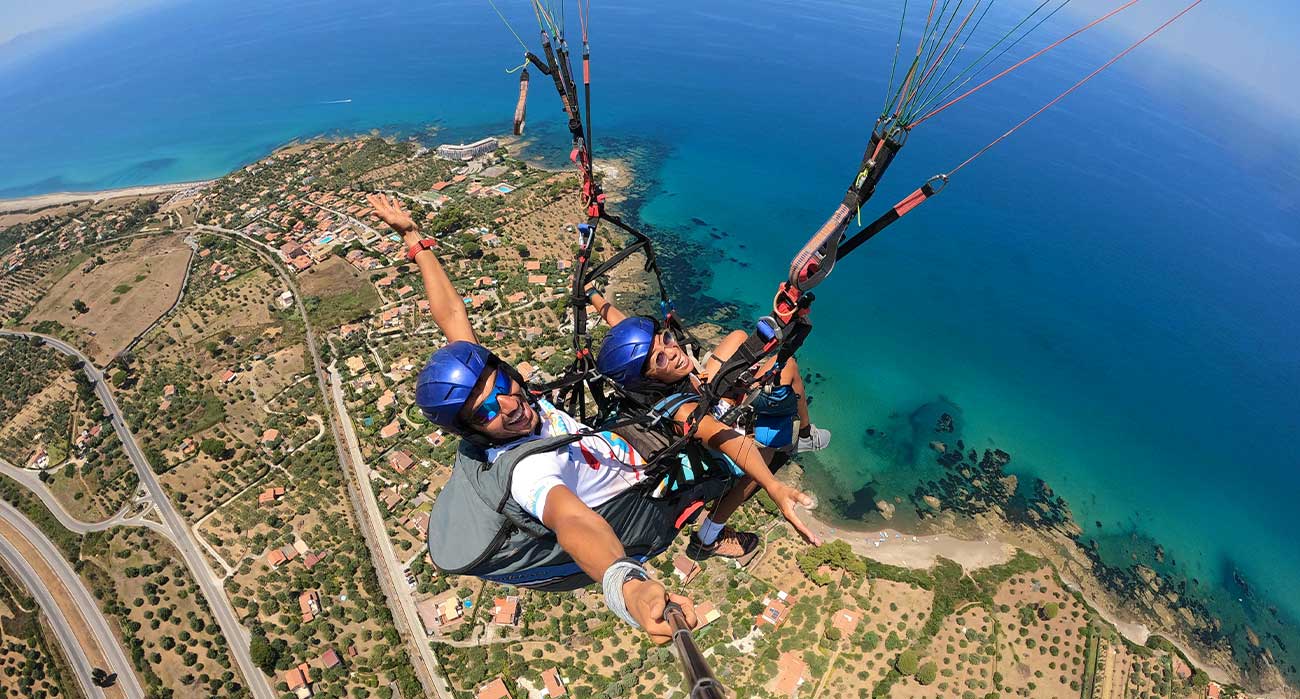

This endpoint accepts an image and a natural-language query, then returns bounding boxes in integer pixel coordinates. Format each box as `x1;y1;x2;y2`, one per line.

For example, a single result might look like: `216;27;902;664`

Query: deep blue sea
3;0;1299;679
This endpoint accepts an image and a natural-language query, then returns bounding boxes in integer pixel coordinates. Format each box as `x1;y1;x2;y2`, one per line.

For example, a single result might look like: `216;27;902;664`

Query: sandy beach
0;180;213;213
801;507;1016;571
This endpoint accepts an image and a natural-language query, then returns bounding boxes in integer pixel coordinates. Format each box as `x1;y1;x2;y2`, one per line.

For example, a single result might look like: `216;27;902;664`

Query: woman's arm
587;289;628;327
366;193;476;344
681;407;821;546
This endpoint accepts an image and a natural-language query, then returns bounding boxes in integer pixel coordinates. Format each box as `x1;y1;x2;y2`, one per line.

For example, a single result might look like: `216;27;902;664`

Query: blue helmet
596;316;656;387
416;341;492;431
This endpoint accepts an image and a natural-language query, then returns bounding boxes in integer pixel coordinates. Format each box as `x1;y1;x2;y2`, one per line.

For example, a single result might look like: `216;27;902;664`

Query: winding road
0;499;145;699
196;223;452;699
0;457;171;538
0;329;276;699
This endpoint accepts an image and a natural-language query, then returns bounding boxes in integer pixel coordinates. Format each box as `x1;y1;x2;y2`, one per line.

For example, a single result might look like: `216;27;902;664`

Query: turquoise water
3;0;1299;679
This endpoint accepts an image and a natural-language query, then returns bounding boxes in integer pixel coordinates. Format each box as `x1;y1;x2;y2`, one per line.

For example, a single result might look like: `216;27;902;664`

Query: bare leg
707;475;761;525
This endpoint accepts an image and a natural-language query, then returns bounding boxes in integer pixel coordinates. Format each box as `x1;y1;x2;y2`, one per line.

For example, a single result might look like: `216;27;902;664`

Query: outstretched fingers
781;487;822;546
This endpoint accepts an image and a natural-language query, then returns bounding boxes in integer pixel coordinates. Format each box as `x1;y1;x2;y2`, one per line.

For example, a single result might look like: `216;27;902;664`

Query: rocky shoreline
816;407;1300;696
506;128;1298;697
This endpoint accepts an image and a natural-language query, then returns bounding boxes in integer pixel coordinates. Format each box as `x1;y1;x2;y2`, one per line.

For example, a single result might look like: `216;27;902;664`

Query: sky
1058;0;1300;122
1;0;1297;119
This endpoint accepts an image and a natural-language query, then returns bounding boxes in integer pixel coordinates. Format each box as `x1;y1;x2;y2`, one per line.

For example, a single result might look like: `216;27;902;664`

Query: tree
916;662;938;685
199;438;227;459
73;299;89;314
1041;602;1060;620
895;649;920;676
249;630;280;676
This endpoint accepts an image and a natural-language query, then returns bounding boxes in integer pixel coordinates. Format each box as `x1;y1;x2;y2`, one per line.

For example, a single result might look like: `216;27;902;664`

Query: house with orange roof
387;450;415;474
220;369;238;383
541;668;566;697
261;428;281;447
285;663;314;698
417;593;464;635
831;608;861;635
163;384;176;397
377;390;396;412
268;548;288;567
380;420;402;439
524;260;542;271
299;590;322;622
772;651;806;697
303;550;328;570
475;677;511;699
318;647;342;671
673;555;701;585
506;291;528;304
756;593;791;629
694;602;722;630
404;511;430;536
492;596;520;626
527;274;549;285
257;486;285;506
380;488;404;511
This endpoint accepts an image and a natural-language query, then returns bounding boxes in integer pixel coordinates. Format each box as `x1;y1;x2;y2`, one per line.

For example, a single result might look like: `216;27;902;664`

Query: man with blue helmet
588;289;832;561
367;194;818;644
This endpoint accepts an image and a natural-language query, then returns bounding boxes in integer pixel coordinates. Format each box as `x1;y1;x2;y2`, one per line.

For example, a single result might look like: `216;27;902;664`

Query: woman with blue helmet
367;194;818;644
589;288;831;561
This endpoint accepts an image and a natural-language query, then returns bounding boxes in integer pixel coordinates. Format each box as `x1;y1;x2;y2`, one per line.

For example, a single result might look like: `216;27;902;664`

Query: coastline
5;128;1295;696
798;501;1261;691
0;180;215;213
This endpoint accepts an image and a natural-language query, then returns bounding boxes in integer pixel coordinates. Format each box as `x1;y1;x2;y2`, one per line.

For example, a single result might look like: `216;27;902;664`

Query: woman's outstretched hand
767;480;821;546
366;193;418;238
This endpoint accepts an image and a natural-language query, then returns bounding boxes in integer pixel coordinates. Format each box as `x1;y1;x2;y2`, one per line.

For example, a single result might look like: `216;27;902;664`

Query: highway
0;499;145;699
0;329;276;699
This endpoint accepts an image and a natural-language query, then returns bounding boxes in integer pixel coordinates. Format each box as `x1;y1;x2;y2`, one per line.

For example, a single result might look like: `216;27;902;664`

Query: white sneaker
796;425;831;452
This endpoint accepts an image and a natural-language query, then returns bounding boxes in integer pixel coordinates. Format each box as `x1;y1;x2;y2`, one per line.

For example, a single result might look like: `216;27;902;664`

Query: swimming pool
494;183;514;194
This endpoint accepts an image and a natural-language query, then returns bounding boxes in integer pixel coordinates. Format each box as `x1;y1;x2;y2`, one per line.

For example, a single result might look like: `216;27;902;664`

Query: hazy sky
2;0;1297;118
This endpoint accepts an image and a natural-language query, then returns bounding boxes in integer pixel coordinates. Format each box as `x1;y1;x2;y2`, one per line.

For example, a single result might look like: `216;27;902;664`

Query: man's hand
766;480;821;546
366;193;419;238
624;578;696;644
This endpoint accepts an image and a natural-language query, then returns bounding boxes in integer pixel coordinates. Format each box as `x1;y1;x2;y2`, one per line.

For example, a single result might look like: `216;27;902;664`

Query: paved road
0;500;145;699
197;224;450;699
0;457;172;539
0;330;276;699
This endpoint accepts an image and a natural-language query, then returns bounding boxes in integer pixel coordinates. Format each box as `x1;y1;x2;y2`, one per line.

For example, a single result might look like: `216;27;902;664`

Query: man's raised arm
367;193;477;345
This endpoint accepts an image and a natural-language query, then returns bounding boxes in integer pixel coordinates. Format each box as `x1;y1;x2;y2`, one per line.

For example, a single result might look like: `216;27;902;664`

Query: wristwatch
406;238;437;262
616;557;648;587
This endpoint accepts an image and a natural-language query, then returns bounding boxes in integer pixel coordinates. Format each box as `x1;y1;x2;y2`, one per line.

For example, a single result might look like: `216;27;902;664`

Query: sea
3;0;1298;681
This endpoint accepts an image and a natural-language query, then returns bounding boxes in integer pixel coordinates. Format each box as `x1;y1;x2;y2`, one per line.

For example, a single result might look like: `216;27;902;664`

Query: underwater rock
935;412;955;433
876;499;896;520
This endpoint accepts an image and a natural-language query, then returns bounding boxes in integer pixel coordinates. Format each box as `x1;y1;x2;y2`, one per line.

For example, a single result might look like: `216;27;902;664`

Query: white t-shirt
496;399;650;524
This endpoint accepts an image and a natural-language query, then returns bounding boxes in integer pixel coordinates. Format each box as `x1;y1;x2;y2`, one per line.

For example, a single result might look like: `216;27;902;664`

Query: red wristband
406;238;437;262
